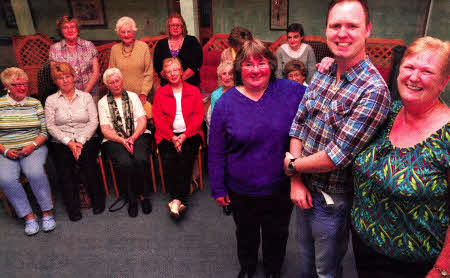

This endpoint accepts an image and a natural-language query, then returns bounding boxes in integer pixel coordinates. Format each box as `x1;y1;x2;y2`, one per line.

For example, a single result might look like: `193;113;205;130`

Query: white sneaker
42;216;56;232
24;219;39;236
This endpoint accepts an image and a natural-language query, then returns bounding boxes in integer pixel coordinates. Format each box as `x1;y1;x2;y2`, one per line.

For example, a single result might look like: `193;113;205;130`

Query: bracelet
3;149;9;157
434;266;450;276
32;142;38;147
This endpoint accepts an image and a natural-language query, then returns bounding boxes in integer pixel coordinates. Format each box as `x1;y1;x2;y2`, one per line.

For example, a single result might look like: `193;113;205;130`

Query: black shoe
93;202;106;215
238;269;255;278
128;201;138;217
69;211;82;222
141;198;152;214
265;272;281;278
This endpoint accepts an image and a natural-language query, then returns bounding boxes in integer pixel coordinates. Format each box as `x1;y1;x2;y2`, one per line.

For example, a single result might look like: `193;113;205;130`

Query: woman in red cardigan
153;57;204;219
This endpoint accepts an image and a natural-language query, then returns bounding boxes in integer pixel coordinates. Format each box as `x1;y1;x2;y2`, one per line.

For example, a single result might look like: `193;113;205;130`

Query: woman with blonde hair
109;16;153;105
153;58;204;218
0;67;55;235
45;62;105;221
205;60;234;140
351;36;450;278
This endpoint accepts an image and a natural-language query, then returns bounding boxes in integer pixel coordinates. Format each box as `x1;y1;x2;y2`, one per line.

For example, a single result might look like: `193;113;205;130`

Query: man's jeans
296;191;352;278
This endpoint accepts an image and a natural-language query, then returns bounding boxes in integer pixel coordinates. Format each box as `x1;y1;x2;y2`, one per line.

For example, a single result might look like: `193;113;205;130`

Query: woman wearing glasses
153;13;203;87
208;39;306;278
0;68;55;236
49;16;100;103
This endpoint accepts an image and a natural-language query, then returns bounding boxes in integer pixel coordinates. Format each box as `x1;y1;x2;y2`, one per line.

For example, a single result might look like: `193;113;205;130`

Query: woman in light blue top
205;60;234;141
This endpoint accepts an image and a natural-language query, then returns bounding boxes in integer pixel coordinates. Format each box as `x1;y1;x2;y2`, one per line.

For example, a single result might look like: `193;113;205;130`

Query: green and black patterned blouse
352;100;449;263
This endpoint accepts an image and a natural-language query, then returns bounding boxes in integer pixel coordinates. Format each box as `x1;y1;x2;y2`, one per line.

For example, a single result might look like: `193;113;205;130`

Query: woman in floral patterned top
352;37;450;278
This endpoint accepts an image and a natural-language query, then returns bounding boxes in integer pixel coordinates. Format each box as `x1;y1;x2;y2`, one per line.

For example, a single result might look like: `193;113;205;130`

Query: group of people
0;12;205;234
0;0;449;277
207;1;449;278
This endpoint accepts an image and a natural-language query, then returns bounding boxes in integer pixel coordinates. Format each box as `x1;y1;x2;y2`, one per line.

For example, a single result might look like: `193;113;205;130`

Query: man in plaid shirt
284;0;391;277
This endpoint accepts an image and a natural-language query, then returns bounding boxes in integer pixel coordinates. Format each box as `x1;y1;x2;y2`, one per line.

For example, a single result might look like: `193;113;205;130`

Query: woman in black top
153;13;203;87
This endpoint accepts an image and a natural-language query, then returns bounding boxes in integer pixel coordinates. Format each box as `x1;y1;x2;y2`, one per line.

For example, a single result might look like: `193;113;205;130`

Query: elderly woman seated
283;59;309;86
45;62;105;221
153;57;204;218
0;67;55;236
98;68;153;218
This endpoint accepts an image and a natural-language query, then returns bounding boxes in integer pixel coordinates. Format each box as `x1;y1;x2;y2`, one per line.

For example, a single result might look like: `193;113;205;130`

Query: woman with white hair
109;16;153;105
98;68;153;218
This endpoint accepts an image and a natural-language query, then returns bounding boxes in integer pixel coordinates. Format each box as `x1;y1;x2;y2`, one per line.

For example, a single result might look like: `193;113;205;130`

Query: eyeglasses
165;68;181;75
62;24;77;31
10;83;29;87
169;24;182;28
287;73;304;79
242;62;270;70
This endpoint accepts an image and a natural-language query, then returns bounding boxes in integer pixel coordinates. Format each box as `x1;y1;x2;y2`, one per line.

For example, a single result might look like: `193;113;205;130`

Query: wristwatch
288;158;297;173
434;266;450;276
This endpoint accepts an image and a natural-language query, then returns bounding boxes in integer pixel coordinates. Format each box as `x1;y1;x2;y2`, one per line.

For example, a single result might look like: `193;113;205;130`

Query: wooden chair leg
0;189;13;217
157;149;166;193
198;146;203;191
149;154;157;193
107;159;120;198
97;157;109;196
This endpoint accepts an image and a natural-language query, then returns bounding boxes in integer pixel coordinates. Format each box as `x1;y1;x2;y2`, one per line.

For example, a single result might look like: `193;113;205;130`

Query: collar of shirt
328;56;371;83
56;89;81;101
6;94;27;106
61;37;82;48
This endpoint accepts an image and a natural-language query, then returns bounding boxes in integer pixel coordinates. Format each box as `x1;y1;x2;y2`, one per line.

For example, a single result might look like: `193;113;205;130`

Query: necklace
121;42;135;58
169;37;184;51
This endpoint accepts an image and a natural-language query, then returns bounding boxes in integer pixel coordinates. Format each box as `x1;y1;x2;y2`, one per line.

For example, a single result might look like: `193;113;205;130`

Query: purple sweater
208;78;306;198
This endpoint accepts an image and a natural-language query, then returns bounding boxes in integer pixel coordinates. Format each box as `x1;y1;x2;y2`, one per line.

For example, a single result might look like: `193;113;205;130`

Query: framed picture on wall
270;0;288;30
1;0;17;28
68;0;106;27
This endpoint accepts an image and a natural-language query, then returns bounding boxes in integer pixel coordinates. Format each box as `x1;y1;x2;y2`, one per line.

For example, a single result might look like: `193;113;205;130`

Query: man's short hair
326;0;370;27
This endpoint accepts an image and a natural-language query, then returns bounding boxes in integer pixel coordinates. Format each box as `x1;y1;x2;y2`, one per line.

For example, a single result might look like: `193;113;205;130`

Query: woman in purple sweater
208;39;306;278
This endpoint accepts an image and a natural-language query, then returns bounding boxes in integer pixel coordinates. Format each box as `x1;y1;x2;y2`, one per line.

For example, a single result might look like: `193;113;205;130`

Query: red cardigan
153;82;205;144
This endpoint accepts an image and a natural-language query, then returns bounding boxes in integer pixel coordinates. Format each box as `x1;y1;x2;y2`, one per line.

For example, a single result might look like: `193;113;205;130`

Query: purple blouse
208;79;306;198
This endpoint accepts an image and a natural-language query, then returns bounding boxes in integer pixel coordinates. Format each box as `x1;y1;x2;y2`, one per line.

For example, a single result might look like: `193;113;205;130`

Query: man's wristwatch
434;266;450;276
288;158;297;173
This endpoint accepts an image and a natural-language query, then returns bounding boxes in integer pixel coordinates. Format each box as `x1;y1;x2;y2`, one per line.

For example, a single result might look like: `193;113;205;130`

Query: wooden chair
98;148;158;198
156;143;204;194
0;188;13;217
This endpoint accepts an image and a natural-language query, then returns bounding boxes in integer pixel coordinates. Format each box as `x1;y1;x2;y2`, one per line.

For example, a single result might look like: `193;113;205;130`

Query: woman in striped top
0;67;55;236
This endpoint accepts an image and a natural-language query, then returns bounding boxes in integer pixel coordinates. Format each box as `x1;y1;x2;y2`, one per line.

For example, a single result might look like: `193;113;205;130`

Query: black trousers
351;228;433;278
50;137;105;214
229;187;293;274
157;133;201;202
102;134;153;203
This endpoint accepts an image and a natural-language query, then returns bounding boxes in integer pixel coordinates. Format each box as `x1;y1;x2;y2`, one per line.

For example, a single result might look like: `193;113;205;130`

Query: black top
153;35;203;87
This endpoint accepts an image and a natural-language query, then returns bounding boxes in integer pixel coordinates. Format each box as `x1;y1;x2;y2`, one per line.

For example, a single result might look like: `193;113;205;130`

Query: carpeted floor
0;180;357;278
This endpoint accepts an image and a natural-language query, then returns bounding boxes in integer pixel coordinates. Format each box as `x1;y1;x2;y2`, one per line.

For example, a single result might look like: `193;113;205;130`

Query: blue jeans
0;146;53;218
296;191;352;278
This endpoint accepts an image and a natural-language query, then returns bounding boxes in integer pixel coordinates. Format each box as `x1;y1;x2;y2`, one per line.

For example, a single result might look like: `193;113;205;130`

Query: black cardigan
153;35;203;87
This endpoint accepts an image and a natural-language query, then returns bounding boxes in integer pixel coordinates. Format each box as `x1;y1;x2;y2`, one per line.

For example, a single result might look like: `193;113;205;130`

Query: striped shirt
0;95;47;149
289;56;391;194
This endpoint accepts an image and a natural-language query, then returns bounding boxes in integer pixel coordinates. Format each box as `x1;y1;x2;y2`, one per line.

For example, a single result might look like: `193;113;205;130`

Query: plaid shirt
289;56;391;193
49;38;98;95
